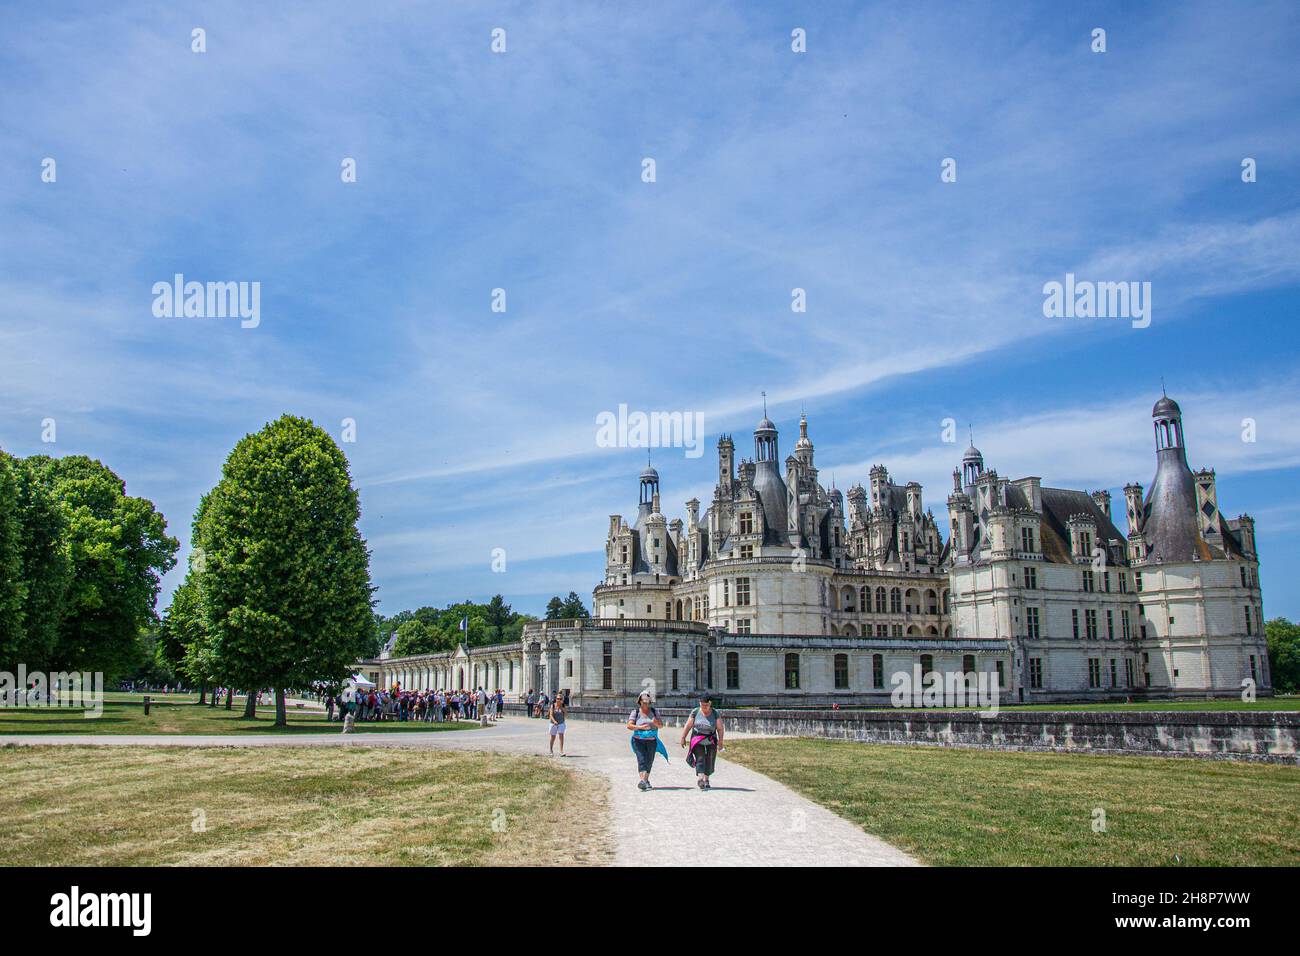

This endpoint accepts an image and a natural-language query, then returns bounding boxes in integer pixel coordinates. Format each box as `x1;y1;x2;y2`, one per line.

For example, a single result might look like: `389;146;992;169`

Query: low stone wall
503;703;1299;763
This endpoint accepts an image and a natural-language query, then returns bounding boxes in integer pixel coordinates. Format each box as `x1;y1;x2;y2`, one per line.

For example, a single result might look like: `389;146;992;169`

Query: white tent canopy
347;674;376;689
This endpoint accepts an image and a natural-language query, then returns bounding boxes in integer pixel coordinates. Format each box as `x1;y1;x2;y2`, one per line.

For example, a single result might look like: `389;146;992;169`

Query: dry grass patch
0;745;612;866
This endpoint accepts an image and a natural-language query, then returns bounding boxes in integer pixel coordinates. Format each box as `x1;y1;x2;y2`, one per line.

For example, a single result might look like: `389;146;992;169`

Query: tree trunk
198;682;206;706
274;687;287;727
243;690;257;719
225;687;233;710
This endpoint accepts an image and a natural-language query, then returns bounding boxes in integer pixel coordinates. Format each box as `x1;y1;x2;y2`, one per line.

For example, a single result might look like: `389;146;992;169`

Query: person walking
680;694;725;790
548;693;567;756
626;691;667;791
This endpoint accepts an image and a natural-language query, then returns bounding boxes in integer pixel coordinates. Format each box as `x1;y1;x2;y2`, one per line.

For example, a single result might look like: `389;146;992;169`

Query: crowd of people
326;682;727;793
326;686;506;723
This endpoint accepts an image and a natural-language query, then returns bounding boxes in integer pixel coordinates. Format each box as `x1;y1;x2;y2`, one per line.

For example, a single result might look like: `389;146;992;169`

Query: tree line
374;590;590;658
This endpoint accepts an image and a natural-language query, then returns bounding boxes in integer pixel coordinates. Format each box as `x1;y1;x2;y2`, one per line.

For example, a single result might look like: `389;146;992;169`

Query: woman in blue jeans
626;691;665;791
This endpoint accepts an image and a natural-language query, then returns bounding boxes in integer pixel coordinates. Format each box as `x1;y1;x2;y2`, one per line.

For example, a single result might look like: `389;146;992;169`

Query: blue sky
2;0;1299;620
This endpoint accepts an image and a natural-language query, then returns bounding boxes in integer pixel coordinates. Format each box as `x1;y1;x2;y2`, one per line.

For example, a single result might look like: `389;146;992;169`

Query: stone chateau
366;395;1270;706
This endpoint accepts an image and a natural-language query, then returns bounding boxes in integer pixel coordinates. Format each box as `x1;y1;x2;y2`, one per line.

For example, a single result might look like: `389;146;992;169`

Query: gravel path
0;717;916;867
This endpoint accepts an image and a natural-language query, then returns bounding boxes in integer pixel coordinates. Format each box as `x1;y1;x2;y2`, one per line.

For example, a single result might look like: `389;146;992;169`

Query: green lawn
724;738;1300;866
0;698;479;735
0;746;611;866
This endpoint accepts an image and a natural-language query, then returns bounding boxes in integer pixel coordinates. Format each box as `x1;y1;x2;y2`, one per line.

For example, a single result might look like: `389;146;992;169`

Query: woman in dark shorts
680;694;725;790
626;691;665;791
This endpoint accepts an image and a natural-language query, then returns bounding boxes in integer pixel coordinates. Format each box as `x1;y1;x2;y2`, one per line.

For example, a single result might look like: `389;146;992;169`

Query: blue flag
459;616;468;633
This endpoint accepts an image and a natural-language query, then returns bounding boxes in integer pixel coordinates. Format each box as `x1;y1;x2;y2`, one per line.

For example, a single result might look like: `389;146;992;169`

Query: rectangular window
872;654;884;689
1086;609;1098;640
1125;658;1134;687
1250;655;1257;681
995;660;1004;690
1109;658;1117;687
671;668;678;691
602;641;613;691
1245;606;1253;636
672;641;678;659
1029;658;1043;689
739;544;753;559
736;618;751;635
1118;572;1128;593
706;652;713;688
1106;609;1114;640
834;654;849;690
1135;571;1144;592
1072;609;1080;639
1122;609;1131;640
1082;569;1095;593
784;654;800;690
1026;606;1040;639
566;659;573;677
738;512;753;535
876;624;888;638
726;653;740;690
723;580;729;607
736;577;751;606
1088;658;1101;689
1021;527;1035;553
1024;566;1037;590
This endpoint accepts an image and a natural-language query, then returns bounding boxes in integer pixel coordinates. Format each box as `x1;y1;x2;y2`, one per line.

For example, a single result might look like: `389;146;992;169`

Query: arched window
859;587;869;612
726;652;740;689
905;588;920;613
676;599;683;620
926;589;938;614
890;588;902;613
834;654;849;689
784;653;800;690
876;587;887;613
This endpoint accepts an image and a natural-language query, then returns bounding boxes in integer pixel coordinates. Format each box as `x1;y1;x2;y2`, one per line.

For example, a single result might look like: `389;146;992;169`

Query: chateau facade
370;395;1269;706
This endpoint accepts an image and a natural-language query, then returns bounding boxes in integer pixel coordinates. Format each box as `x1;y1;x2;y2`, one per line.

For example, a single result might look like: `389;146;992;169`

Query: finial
762;390;767;417
968;424;974;445
1161;377;1166;397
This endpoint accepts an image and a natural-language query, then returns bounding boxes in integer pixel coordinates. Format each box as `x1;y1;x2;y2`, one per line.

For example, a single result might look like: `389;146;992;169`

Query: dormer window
738;512;754;535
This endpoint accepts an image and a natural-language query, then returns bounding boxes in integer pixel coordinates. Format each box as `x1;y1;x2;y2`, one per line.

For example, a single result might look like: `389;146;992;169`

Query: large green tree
197;415;374;725
25;454;176;678
0;454;23;664
1266;617;1300;694
0;451;73;669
